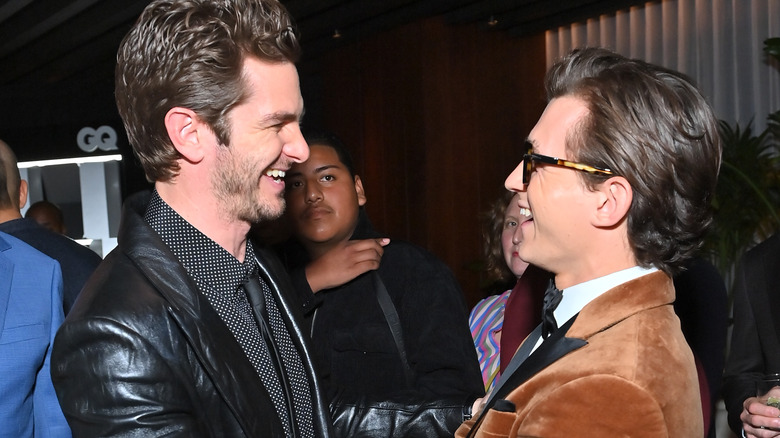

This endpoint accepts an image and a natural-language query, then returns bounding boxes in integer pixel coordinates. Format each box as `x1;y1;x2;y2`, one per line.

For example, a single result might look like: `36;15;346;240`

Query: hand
742;397;780;437
305;238;390;292
471;396;486;417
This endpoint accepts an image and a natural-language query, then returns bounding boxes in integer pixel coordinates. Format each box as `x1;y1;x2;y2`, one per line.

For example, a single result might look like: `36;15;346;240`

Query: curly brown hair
115;0;300;182
481;190;517;286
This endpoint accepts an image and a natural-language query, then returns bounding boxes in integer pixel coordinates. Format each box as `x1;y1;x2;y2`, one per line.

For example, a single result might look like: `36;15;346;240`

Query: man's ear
164;107;208;163
18;179;28;210
354;175;367;207
592;176;632;227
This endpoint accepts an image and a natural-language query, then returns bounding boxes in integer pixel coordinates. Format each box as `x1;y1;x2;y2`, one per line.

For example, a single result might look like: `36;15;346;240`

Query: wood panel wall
298;17;547;308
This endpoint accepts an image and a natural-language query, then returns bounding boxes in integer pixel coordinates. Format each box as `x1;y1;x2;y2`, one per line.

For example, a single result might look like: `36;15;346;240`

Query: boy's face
284;144;366;249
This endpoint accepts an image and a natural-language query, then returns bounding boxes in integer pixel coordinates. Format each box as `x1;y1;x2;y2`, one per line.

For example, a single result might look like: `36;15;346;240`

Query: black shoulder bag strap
373;271;414;386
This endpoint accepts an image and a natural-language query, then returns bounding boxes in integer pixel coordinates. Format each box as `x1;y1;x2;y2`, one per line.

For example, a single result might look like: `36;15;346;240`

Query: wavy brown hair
115;0;300;182
546;47;722;275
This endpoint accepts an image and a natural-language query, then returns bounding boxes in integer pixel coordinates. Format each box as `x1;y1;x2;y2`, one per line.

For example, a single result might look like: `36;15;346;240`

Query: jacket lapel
468;316;586;437
492;325;543;392
120;193;283;435
467;271;675;438
163;281;278;434
0;235;12;337
494;319;585;402
255;246;333;436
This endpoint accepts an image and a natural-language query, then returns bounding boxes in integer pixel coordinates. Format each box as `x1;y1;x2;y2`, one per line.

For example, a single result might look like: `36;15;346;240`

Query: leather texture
330;393;470;438
51;192;333;437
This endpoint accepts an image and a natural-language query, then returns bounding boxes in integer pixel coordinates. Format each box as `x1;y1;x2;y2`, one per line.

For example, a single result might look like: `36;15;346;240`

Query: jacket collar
468;316;586;437
118;191;286;435
254;245;334;436
567;270;674;340
118;191;333;437
469;271;674;437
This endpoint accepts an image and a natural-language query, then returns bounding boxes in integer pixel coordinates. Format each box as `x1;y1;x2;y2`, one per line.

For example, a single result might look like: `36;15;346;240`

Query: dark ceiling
0;0;643;161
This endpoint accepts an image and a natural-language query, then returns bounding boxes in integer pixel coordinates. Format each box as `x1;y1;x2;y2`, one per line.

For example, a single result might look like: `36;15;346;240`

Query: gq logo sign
77;126;118;152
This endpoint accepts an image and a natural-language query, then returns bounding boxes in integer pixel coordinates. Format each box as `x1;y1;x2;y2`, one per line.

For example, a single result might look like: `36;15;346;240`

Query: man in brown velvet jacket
457;47;722;437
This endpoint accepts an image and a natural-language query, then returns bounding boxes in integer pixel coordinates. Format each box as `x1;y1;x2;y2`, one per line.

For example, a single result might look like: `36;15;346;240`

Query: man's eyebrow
260;111;302;125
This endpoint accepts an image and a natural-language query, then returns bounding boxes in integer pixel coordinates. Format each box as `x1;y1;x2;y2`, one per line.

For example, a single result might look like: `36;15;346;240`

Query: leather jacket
331;393;472;437
52;192;469;437
51;192;333;437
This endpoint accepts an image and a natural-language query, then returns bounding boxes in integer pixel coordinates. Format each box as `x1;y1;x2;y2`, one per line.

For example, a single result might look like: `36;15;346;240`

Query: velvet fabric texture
457;271;702;437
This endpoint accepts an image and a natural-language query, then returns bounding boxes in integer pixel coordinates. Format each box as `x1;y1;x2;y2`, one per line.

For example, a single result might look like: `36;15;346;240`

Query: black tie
242;272;316;438
241;274;296;434
243;274;269;322
542;279;563;338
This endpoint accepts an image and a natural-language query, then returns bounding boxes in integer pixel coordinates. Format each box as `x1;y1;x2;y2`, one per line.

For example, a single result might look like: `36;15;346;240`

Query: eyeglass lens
522;142;534;184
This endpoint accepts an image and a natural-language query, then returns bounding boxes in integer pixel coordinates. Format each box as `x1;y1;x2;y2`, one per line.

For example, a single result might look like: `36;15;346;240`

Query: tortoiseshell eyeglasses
522;141;614;184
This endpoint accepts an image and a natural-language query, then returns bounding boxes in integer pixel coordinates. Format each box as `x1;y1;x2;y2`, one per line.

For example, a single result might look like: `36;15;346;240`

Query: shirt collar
144;189;257;294
554;265;658;325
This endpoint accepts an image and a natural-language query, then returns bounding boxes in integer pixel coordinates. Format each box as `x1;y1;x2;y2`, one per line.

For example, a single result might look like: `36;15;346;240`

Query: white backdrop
546;0;780;133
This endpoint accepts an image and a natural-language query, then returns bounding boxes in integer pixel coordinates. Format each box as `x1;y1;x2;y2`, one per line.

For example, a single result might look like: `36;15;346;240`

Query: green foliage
703;121;780;280
702;37;780;287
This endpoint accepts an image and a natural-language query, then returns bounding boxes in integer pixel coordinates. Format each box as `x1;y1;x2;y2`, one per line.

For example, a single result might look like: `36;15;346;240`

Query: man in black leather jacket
51;1;472;436
51;1;329;436
53;192;333;436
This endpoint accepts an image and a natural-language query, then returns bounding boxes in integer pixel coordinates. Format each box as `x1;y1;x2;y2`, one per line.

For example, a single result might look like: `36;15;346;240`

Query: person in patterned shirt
468;191;549;394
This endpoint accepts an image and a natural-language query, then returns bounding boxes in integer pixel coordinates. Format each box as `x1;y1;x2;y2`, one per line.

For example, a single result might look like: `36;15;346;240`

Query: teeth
267;169;285;178
520;207;532;217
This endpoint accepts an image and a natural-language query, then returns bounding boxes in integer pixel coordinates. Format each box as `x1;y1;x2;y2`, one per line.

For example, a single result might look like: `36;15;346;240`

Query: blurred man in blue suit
0;230;70;437
0;140;102;315
0;140;70;438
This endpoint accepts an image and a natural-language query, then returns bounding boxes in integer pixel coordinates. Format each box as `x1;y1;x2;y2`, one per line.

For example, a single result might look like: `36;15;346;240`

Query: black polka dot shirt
144;190;314;438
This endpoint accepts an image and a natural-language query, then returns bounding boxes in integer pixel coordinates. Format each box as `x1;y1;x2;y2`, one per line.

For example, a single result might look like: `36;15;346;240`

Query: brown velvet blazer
456;271;702;438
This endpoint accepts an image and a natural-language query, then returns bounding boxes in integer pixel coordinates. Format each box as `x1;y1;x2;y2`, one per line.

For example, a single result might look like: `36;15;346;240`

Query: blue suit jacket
0;218;102;314
0;231;70;437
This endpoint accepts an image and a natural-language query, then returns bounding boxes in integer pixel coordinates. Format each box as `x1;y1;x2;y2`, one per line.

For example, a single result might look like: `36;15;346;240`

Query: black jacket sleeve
722;258;764;435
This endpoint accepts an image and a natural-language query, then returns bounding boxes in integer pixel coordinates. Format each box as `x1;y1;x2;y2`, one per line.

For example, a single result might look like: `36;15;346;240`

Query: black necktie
243;274;269;322
241;274;296;434
242;272;316;438
542;279;563;338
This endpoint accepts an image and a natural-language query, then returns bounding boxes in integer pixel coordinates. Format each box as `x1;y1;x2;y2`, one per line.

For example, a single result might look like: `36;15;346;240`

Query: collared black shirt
145;190;313;438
